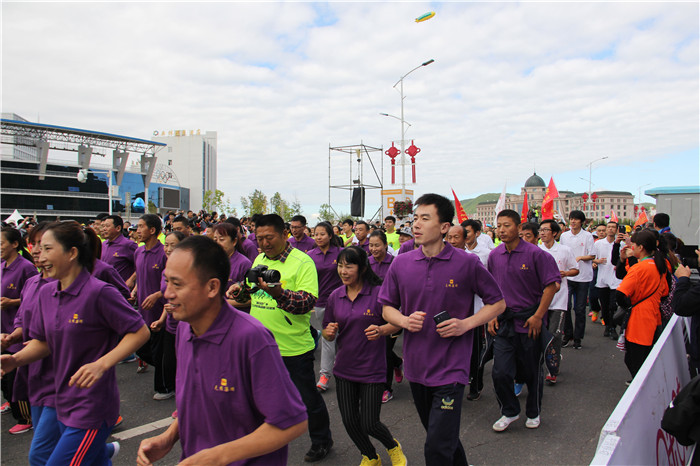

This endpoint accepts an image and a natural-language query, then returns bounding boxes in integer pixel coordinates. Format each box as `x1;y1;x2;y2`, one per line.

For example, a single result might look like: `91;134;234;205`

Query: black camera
246;265;281;286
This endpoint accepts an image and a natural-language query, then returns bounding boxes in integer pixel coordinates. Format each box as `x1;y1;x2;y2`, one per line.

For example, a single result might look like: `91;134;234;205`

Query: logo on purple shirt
446;279;458;288
68;313;84;324
214;378;235;393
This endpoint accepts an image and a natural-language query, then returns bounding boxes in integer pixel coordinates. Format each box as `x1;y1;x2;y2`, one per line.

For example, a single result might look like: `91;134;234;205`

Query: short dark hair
105;215;124;230
256;214;286;235
497;209;521;225
167;230;187;242
291;215;307;225
540;219;560;234
172;215;189;228
369;230;387;245
96;212;109;221
415;193;454;224
174;235;230;296
569;210;586;222
384;215;396;223
140;214;162;235
461;219;481;233
342;218;354;227
355;220;369;230
520;222;539;235
653;213;670;229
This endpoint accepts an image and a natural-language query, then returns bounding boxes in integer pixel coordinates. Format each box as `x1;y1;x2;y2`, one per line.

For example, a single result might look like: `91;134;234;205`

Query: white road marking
112;417;173;441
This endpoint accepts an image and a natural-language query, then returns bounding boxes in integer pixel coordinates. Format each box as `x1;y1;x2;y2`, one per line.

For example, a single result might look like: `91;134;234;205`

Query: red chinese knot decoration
385;143;400;184
405;140;421;183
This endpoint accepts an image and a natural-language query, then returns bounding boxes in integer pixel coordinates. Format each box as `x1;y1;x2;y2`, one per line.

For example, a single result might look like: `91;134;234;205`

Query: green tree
203;189;238;217
318;203;336;223
241;189;268;217
270;192;291;221
290;198;303;218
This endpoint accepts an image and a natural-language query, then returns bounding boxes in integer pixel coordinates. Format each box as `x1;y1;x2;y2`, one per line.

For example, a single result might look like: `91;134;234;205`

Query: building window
168;160;172;166
168;147;173;153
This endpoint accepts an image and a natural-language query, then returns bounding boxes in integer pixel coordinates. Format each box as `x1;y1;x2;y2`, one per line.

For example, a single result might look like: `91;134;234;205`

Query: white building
152;129;217;211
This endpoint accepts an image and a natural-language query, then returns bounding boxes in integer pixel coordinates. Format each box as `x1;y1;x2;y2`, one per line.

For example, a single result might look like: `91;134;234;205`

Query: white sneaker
109;441;120;459
492;415;519;432
526;416;540;429
153;391;175;401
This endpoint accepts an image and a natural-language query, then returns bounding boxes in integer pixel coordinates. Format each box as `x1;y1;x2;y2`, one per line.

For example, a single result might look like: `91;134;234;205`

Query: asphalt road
1;318;630;465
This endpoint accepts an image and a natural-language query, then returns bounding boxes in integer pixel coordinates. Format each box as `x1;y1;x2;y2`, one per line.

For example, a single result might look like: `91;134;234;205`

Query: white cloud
2;2;698;215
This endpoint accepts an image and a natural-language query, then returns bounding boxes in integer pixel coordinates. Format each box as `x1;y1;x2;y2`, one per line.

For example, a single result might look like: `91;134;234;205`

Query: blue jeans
565;280;590;340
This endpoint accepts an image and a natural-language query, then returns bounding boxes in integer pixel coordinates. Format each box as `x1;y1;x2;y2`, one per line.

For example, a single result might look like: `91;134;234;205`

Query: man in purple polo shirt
134;214;169;396
137;236;307;466
487;209;561;432
353;221;370;253
379;193;505;466
289;215;316;253
101;215;138;285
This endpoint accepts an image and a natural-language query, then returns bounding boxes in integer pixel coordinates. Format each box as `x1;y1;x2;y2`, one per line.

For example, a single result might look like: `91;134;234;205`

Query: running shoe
588;311;593;317
0;402;10;414
172;410;178;419
514;383;524;397
387;439;407;465
466;390;481;401
525;416;541;429
492;415;519;432
573;340;582;350
153;391;175;401
359;455;381;466
9;423;32;435
382;390;393;403
316;374;329;391
561;337;571;348
137;359;149;374
107;442;120;459
114;415;123;427
545;375;557;385
591;312;599;322
118;354;137;364
394;366;403;384
609;329;619;340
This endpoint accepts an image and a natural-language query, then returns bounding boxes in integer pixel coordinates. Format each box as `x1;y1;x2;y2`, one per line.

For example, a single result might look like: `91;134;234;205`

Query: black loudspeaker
351;188;365;217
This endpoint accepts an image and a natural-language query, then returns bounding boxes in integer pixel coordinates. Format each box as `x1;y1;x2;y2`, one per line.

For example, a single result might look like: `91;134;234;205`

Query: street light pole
392;59;434;201
588;156;608;196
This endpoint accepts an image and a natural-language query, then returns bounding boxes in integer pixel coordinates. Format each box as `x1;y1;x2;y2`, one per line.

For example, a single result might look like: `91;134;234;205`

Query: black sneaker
609;330;619;340
304;440;333;462
562;337;572;348
573;340;582;350
466;390;481;401
603;328;611;338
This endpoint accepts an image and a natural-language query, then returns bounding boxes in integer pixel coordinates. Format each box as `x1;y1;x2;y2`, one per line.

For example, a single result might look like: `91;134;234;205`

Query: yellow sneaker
387;439;407;466
360;455;382;466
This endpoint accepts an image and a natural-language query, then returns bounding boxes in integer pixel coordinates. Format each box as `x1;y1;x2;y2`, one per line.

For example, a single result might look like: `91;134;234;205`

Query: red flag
521;192;529;223
541;177;560;220
634;209;648;228
451;188;469;223
610;209;619;223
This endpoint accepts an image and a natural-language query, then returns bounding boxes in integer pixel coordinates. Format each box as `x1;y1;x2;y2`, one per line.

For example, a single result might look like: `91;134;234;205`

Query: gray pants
311;306;336;377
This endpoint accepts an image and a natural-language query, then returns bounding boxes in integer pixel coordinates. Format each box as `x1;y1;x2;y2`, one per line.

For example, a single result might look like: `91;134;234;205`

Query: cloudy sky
3;1;698;217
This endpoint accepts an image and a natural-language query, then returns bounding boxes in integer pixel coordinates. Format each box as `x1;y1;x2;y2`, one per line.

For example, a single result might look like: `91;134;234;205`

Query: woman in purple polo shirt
151;231;186;405
368;231;404;404
322;246;406;466
212;222;253;309
308;222;344;392
0;221;150;465
1;226;38;434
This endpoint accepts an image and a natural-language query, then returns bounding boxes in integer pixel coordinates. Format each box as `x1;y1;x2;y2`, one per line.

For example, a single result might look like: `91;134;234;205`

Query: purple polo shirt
241;237;260;263
307;246;343;307
378;243;503;386
323;283;387;383
355;238;370;254
487;239;561;333
13;274;56;407
175;302;307;464
135;241;167;325
101;233;138;282
369;254;394;281
289;234;316;254
247;232;256;244
29;269;145;429
1;255;38;351
160;276;178;335
398;239;416;254
227;252;253;291
92;259;130;301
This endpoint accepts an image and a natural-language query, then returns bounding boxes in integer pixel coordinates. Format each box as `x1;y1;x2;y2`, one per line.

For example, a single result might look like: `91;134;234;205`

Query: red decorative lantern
405;140;421;183
385;142;400;184
591;193;598;203
582;193;588;204
634;205;639;214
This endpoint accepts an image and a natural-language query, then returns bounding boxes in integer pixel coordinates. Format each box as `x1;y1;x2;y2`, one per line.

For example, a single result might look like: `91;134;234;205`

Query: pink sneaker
0;402;10;414
394;366;403;384
9;423;32;435
172;410;178;419
382;390;393;403
316;374;329;391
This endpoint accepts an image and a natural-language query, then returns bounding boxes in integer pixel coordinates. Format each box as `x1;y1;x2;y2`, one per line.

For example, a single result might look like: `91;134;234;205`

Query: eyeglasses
540;228;552;232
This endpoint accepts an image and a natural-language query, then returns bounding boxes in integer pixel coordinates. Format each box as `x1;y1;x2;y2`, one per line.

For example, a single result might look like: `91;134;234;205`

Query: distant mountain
454;193;516;215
